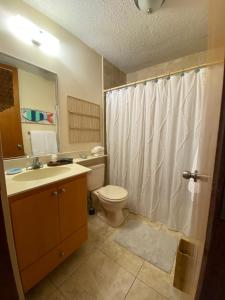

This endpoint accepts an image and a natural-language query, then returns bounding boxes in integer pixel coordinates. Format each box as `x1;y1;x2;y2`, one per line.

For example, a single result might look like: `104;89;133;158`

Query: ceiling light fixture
134;0;165;14
8;15;60;56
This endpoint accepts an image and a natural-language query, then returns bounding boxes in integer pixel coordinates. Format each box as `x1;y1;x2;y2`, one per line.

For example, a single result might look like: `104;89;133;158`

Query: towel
30;130;58;155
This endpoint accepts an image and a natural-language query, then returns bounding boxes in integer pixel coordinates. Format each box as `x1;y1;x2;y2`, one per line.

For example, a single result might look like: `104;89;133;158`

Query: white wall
18;69;56;155
0;0;103;153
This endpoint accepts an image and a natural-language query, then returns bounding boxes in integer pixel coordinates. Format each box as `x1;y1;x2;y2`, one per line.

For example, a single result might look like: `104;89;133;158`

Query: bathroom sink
13;166;71;182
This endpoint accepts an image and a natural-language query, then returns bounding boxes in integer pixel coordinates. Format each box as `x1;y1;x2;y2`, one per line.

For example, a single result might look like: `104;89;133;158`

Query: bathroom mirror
0;53;58;158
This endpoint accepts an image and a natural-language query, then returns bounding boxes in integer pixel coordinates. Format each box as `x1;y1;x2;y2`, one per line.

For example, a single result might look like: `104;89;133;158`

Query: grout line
136;259;145;278
124;275;137;299
98;247;141;278
124;257;145;299
55;286;67;299
137;276;170;300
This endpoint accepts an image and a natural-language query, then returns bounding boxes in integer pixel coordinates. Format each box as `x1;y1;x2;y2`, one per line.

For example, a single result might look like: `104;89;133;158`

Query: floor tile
44;290;65;300
58;263;104;300
86;250;136;299
126;278;167;300
59;249;135;300
26;213;192;300
88;215;115;249
25;277;57;300
138;261;186;300
101;235;143;276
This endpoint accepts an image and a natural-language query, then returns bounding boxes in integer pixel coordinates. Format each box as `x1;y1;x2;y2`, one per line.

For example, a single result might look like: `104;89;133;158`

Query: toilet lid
98;185;128;202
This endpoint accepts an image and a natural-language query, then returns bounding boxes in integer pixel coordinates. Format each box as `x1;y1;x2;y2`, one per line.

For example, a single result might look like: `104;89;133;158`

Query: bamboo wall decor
67;96;100;143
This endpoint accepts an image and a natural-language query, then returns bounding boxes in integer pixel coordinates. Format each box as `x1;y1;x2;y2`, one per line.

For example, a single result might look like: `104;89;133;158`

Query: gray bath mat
114;220;178;273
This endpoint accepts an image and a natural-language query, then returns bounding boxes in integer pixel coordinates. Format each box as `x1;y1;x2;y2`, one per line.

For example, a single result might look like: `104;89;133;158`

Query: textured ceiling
22;0;208;73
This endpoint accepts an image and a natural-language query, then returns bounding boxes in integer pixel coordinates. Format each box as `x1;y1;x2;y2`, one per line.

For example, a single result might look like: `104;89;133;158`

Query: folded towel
30;130;58;155
45;131;58;154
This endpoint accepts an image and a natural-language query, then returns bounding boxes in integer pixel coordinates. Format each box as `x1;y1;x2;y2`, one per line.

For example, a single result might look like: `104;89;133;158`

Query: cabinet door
0;64;24;158
59;175;87;240
10;187;60;271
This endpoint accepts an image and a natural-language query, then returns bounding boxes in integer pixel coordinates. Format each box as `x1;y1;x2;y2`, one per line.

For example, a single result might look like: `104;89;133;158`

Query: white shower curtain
106;69;208;235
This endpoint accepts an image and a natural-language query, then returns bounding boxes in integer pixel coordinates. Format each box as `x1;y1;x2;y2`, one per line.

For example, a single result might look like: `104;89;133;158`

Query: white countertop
6;163;91;197
73;154;107;163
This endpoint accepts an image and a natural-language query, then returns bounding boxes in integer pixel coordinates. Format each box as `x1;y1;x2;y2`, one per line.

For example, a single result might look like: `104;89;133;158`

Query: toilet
87;164;128;227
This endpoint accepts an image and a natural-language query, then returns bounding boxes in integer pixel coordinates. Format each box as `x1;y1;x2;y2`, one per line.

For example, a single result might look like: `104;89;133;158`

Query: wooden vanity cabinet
9;174;88;293
59;175;87;240
10;186;60;271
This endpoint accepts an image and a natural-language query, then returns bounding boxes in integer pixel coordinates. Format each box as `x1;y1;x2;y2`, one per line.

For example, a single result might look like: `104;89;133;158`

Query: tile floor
25;213;190;300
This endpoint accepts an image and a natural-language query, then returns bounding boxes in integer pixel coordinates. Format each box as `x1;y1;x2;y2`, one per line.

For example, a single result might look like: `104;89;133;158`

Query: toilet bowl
87;164;128;227
95;185;128;227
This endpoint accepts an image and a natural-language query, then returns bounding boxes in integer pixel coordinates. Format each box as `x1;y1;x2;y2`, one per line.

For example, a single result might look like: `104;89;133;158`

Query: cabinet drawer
21;245;62;293
10;187;60;270
60;225;88;259
21;225;88;293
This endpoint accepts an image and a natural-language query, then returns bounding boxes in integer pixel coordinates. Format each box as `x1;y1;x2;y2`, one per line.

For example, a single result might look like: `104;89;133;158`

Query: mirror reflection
0;54;58;158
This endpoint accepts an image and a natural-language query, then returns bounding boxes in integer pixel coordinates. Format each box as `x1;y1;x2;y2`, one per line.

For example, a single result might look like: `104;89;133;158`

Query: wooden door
176;64;224;298
10;187;60;271
0;132;23;299
196;65;225;299
0;64;24;158
59;175;87;240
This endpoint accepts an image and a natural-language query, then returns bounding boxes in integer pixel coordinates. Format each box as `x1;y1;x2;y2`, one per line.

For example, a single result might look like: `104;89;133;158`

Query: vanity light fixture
8;15;59;56
134;0;165;14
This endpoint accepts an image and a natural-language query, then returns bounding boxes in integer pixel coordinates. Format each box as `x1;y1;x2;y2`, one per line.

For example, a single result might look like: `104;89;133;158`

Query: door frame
196;63;225;298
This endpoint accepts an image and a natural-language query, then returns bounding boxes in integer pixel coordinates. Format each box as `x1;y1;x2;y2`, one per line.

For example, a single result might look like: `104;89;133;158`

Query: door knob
182;170;199;182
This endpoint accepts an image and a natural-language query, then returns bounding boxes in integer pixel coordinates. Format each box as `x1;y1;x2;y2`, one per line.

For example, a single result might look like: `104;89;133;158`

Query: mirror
0;53;58;158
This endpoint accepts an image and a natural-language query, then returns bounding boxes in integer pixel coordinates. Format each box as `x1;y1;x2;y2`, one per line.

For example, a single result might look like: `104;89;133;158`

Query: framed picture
21;108;55;125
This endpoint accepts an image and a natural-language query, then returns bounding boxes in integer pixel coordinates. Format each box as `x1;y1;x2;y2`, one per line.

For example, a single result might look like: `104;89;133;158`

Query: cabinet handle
60;188;66;194
52;191;58;196
17;144;23;150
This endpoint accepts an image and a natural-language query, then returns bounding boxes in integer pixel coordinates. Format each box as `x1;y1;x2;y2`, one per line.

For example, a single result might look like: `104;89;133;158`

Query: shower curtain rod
104;61;221;93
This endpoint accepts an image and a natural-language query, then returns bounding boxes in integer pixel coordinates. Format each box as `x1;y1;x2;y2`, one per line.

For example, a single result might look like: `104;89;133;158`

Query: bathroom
0;0;225;299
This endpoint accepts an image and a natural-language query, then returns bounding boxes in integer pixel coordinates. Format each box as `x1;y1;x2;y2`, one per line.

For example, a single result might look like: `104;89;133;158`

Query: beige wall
208;0;225;51
127;50;223;83
103;58;127;90
0;0;103;153
18;69;56;155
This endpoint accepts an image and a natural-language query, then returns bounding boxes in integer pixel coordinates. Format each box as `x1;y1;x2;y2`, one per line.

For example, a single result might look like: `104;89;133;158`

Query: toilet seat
97;185;128;202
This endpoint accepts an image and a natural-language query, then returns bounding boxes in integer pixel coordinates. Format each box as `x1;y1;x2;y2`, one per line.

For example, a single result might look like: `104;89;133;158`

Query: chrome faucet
26;157;43;170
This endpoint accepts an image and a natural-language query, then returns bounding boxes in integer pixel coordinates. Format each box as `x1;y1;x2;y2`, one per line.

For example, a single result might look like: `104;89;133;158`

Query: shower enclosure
106;67;207;236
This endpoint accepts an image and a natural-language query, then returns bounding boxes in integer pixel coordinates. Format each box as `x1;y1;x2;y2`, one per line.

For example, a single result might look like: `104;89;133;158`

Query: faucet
26;157;43;170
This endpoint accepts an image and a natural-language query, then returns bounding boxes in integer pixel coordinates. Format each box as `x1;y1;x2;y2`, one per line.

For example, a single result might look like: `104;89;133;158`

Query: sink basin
13;167;71;182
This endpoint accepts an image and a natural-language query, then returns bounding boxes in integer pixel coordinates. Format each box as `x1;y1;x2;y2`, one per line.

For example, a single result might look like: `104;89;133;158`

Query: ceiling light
134;0;165;14
8;15;59;56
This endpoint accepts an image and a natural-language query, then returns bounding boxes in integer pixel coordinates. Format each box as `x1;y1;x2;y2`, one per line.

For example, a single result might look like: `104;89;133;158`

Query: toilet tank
87;164;105;191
